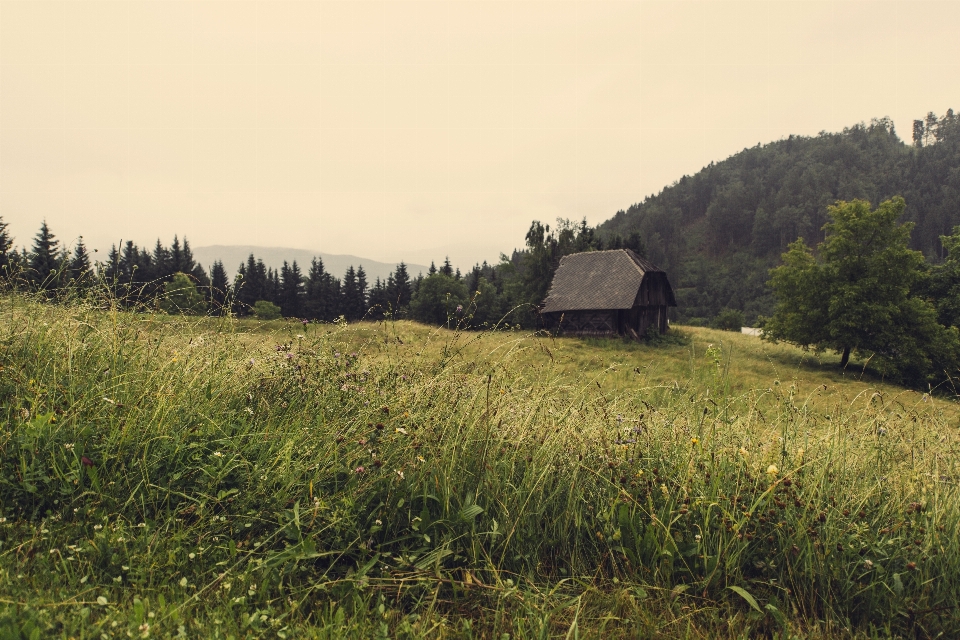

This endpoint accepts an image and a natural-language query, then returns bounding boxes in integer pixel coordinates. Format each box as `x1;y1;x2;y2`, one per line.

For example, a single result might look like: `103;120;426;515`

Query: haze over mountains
191;246;430;284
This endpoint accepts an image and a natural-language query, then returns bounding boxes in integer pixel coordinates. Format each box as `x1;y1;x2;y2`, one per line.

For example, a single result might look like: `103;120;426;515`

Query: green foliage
407;273;468;326
711;308;745;332
252;299;281;320
765;198;960;384
600;111;960;326
160;272;208;315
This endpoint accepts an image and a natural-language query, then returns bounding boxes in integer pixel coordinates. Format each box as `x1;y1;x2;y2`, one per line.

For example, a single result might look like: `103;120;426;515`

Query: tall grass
1;293;959;638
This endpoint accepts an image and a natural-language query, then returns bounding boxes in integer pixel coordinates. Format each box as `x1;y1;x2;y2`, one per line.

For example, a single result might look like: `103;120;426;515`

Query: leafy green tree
408;272;468;327
765;197;959;383
160;272;208;315
466;276;505;328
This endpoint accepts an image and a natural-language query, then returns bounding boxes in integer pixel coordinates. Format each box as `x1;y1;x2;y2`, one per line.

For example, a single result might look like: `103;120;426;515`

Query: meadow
1;293;959;638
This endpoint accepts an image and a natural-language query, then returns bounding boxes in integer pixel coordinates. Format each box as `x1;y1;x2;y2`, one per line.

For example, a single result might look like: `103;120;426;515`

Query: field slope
2;295;959;638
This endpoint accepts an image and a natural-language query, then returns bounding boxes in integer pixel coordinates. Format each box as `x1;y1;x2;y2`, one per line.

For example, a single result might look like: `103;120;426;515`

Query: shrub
252;299;281;320
711;308;744;331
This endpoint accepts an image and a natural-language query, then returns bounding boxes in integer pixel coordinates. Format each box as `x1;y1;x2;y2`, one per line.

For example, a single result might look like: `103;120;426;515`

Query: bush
160;272;207;315
252;299;281;320
711;308;744;332
408;273;468;326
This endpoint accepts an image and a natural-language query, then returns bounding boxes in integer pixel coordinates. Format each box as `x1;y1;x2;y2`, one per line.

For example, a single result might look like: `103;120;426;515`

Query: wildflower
396;470;404;480
188;553;196;559
376;519;383;525
65;443;75;451
395;427;407;435
81;456;95;467
456;305;463;314
690;437;699;445
863;559;874;570
355;466;366;474
417;455;425;463
94;524;103;530
635;470;644;478
766;464;779;477
212;451;223;458
244;407;254;415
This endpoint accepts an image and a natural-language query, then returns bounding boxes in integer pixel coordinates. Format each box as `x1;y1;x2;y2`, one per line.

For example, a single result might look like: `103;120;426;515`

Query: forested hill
598;111;960;325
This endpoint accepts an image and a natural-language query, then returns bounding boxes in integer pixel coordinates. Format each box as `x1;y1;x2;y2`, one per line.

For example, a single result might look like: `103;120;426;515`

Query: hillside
3;296;959;637
598;111;960;325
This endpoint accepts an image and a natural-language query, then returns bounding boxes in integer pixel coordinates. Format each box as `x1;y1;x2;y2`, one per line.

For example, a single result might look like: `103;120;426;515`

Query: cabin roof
540;249;675;313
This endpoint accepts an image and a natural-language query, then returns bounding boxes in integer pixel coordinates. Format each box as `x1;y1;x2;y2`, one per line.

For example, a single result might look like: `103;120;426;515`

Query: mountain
192;246;430;284
597;112;960;325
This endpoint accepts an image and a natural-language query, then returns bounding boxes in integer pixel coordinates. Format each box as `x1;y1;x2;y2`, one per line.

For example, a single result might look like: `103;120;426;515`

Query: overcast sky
2;0;959;269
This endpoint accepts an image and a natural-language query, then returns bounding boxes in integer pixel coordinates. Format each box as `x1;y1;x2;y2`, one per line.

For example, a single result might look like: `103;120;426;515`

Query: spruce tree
356;265;368;318
440;257;453;277
279;260;304;317
152;240;172;280
70;237;92;286
209;260;230;315
28;221;62;289
391;262;412;309
0;216;14;276
366;277;387;319
341;266;359;321
304;257;327;320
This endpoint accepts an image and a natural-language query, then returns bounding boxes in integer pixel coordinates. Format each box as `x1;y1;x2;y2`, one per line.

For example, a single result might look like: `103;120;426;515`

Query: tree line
0;216;646;330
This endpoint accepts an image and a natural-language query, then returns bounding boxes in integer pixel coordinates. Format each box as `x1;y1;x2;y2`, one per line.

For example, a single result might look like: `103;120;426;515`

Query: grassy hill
2;296;959;638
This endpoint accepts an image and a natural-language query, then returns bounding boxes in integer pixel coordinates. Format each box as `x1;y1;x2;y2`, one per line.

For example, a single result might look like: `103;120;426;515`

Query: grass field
2;294;959;638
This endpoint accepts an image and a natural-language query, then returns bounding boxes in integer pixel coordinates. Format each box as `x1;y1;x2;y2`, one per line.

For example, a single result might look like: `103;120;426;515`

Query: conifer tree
356;265;368;318
366;277;388;319
0;216;14;277
440;257;453;277
70;237;92;286
209;260;230;315
152;240;172;280
279;260;304;317
28;221;62;289
390;262;413;309
341;266;360;321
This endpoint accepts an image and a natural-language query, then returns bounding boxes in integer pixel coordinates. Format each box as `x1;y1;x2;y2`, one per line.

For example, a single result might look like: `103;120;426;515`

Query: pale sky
2;0;959;269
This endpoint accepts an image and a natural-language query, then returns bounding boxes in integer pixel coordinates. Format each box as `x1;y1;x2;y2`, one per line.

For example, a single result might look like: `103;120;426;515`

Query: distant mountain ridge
192;245;430;284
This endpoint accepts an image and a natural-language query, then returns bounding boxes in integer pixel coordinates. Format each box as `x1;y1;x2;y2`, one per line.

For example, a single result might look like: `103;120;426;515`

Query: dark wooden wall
544;305;669;339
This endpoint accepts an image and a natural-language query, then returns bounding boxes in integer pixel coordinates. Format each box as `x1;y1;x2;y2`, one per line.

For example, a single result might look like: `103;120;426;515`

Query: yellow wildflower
766;464;779;477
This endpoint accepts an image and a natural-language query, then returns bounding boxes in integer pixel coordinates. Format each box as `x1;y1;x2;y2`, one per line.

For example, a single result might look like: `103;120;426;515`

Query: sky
2;0;960;270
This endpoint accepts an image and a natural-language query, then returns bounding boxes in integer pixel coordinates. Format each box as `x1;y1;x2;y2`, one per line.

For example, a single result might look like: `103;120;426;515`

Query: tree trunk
840;346;851;369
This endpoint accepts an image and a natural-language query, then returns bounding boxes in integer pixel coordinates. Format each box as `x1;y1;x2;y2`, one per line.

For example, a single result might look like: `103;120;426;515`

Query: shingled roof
541;249;674;313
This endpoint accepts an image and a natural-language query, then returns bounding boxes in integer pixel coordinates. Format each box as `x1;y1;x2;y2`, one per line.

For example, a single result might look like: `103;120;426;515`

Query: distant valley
192;245;431;284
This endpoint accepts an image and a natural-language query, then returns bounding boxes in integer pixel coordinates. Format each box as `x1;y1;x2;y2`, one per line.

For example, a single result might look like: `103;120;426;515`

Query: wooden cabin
540;249;677;339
